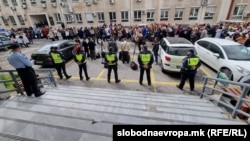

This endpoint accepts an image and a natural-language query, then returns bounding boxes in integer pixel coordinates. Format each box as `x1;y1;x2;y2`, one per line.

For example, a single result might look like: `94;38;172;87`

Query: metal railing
0;68;57;95
200;76;250;119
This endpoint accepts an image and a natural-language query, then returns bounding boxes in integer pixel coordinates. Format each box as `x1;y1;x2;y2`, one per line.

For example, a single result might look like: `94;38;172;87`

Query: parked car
194;37;250;81
31;40;75;67
0;35;12;51
159;37;196;73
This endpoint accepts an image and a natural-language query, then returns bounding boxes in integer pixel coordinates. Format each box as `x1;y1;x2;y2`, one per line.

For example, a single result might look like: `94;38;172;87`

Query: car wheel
220;68;233;80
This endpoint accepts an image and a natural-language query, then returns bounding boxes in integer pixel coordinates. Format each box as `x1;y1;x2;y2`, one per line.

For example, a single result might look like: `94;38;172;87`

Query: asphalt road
0;38;217;95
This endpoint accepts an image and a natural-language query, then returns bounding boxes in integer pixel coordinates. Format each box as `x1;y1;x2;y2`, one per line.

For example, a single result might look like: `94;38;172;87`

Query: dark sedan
31;40;75;67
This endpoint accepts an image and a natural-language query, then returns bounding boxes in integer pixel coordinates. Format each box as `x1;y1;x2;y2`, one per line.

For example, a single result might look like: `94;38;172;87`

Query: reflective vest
75;54;86;64
50;53;63;64
106;54;116;65
188;57;199;66
140;53;151;65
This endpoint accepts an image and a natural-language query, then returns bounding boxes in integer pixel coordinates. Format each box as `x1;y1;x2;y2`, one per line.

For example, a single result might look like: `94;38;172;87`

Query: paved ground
0;38;217;95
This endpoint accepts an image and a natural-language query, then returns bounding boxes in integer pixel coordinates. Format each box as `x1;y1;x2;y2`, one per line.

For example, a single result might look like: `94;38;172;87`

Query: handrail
0;68;57;95
201;76;250;119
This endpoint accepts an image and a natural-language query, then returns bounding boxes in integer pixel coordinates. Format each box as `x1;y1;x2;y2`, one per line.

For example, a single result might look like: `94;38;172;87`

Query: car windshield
169;47;195;56
38;44;53;53
222;45;250;60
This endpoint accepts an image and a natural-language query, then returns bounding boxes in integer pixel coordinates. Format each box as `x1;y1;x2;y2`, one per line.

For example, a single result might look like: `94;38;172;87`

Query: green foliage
0;74;20;89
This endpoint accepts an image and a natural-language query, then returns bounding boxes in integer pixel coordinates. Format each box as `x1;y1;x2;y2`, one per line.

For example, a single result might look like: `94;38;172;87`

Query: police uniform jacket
138;50;154;68
105;52;118;66
50;51;66;65
74;52;87;64
181;54;201;74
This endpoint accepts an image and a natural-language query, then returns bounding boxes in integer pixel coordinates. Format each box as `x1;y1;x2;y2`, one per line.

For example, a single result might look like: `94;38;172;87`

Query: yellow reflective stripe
140;54;151;65
188;58;199;66
51;53;63;64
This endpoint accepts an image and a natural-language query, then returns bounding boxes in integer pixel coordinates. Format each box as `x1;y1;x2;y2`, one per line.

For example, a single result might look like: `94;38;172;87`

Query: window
3;0;9;6
121;11;128;22
41;0;46;3
109;12;116;23
9;16;17;26
51;0;57;3
21;0;26;4
72;0;79;2
97;12;104;23
65;14;72;23
197;41;209;49
160;9;169;21
54;13;62;23
30;0;36;4
147;11;154;21
134;10;141;22
174;8;184;20
75;13;82;23
208;43;224;58
11;0;17;6
17;15;25;25
233;5;246;19
85;13;93;23
160;39;167;51
1;16;9;25
189;7;199;20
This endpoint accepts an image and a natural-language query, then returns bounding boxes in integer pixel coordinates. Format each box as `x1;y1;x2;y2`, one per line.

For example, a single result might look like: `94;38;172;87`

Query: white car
159;37;196;73
194;37;250;81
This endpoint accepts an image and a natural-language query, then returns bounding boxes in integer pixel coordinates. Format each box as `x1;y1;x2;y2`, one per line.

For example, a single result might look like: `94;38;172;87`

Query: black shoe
66;76;72;79
176;85;183;90
35;91;46;97
139;82;143;85
60;76;63;80
116;80;121;83
108;80;110;83
148;83;151;86
80;77;83;80
86;77;90;81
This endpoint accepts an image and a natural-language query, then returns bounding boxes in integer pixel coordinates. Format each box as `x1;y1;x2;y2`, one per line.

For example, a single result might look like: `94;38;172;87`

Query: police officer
74;48;90;81
7;43;45;97
105;47;121;83
50;46;71;80
138;45;154;86
177;49;201;91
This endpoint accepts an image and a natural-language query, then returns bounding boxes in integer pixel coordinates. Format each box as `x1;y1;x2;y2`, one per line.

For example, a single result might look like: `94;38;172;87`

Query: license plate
36;61;43;64
176;65;182;69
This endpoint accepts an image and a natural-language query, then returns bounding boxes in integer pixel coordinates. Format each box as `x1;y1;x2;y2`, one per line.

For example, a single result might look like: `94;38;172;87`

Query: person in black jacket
177;49;201;91
105;47;121;83
50;46;71;80
74;48;90;81
152;37;160;65
138;45;154;86
88;38;96;60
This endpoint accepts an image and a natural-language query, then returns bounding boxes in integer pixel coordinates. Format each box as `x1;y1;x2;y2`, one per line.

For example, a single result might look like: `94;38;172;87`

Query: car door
206;43;225;70
62;41;75;60
195;40;210;64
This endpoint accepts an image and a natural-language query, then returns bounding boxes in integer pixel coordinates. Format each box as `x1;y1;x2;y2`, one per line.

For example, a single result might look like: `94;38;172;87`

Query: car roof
199;37;241;46
164;37;193;45
44;40;72;47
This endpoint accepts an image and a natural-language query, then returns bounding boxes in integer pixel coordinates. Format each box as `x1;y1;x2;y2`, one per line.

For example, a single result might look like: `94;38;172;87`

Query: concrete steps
0;85;246;141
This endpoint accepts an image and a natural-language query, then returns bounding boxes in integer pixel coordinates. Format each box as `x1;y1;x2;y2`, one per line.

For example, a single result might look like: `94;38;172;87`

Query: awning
206;6;216;13
85;13;93;21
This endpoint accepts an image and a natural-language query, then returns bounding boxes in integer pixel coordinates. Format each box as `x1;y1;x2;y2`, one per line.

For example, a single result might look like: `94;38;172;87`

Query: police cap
10;43;21;49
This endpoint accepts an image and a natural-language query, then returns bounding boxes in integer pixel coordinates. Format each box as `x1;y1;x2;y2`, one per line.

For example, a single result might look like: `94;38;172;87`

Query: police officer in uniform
105;47;121;83
74;48;90;81
7;43;45;97
138;45;154;86
50;46;71;80
177;49;201;91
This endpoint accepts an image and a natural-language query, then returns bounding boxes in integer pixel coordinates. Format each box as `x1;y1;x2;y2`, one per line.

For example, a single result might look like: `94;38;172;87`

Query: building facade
0;0;249;29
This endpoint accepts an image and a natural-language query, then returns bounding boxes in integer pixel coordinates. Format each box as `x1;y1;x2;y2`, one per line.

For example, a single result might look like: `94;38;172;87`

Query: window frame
11;0;18;6
174;8;184;20
121;11;129;22
160;9;169;21
75;13;83;23
17;15;25;25
97;12;105;23
146;10;155;21
54;13;62;23
134;10;141;22
109;11;116;23
189;7;199;20
9;16;17;26
232;5;246;19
